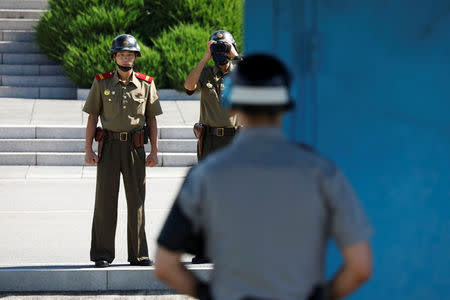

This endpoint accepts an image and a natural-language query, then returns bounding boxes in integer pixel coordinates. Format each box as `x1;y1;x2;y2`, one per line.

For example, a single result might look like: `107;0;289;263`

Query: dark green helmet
110;34;141;58
210;30;238;52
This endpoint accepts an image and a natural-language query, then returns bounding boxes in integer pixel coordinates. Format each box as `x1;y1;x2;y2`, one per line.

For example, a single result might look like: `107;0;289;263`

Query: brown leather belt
105;129;145;147
206;126;237;137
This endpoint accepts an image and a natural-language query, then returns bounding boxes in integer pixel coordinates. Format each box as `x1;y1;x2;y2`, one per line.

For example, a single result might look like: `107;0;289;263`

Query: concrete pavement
0;166;213;293
0;97;210;293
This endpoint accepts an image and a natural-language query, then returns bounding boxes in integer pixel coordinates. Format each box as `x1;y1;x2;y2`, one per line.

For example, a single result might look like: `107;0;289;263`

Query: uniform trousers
198;133;234;161
90;139;149;263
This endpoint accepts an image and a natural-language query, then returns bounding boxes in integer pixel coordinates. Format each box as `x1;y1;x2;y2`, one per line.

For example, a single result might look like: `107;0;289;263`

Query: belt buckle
216;128;224;137
119;132;128;141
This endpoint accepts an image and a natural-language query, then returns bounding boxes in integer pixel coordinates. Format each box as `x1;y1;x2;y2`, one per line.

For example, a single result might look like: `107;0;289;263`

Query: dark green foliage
152;23;212;90
36;0;143;61
137;0;244;49
36;0;243;88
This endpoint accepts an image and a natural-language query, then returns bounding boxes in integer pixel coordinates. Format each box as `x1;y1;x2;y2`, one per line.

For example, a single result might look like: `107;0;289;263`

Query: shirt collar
113;70;140;87
213;62;235;77
233;127;287;144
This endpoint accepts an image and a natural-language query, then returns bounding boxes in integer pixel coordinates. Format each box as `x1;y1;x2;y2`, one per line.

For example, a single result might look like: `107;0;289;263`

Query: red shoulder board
95;71;114;81
135;72;153;83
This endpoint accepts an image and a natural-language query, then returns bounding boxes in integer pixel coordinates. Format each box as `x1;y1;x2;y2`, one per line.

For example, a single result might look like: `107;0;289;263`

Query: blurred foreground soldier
154;54;373;299
83;34;162;268
184;29;242;264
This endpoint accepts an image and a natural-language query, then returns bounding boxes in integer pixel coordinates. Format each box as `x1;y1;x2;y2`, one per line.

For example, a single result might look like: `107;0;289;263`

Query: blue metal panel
245;1;450;299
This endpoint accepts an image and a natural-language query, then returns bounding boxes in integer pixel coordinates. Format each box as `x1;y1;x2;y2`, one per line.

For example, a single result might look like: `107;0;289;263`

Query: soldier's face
115;51;136;66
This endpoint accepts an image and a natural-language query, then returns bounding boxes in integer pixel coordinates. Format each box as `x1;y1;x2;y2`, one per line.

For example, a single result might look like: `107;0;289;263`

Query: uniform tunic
83;70;162;263
198;64;237;127
196;64;238;160
158;128;373;300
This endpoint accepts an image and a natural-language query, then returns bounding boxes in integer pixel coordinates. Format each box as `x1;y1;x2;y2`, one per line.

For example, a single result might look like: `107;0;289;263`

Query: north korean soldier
185;29;242;161
83;34;162;268
184;29;242;264
154;54;373;300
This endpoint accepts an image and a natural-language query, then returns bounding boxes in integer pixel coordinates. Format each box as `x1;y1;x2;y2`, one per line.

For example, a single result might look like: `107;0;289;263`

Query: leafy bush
36;0;243;89
36;0;143;61
137;0;244;50
63;34;161;88
152;23;212;90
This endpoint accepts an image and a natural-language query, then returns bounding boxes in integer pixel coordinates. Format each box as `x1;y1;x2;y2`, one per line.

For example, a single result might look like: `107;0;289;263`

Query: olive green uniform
197;64;238;160
83;70;162;263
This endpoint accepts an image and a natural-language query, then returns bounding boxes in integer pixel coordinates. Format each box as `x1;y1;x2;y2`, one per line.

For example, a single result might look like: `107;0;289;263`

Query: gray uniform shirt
175;128;373;300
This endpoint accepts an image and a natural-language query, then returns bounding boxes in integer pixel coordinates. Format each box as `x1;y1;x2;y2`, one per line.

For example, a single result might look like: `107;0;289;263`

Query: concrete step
1;75;75;87
0;0;48;10
0;152;197;166
0;18;38;30
0;64;65;75
0;126;196;139
1;53;57;64
0;265;210;293
0;41;39;53
0;30;35;41
0;9;45;19
0;86;76;99
0;139;197;152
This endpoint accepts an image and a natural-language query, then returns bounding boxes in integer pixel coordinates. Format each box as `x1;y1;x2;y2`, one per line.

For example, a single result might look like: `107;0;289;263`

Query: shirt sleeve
197;66;211;89
320;164;373;250
157;166;206;255
145;80;163;117
82;79;102;116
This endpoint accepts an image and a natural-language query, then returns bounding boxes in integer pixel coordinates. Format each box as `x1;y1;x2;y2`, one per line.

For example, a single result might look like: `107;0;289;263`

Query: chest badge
206;82;213;89
104;89;111;96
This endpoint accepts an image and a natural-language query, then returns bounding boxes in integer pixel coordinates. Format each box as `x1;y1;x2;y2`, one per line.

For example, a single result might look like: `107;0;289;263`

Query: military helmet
210;30;238;52
222;53;295;112
110;34;141;58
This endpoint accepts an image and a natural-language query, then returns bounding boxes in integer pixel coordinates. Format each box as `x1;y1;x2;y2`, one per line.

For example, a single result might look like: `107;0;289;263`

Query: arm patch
157;201;206;256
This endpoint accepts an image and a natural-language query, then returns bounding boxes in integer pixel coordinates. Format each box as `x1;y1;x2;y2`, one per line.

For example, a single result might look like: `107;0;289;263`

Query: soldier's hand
85;150;99;165
225;41;238;59
204;40;215;61
146;151;158;167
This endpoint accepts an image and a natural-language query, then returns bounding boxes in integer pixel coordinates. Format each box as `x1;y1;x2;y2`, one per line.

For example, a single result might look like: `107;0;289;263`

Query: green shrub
63;34;161;88
35;0;143;61
36;0;243;89
137;0;244;50
152;23;212;90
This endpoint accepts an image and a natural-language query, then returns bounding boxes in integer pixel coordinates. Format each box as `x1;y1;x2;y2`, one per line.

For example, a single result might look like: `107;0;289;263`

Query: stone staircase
0;0;77;99
0;125;198;166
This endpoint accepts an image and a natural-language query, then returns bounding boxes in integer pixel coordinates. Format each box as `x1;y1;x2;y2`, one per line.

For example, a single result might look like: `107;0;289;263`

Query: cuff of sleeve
336;226;373;250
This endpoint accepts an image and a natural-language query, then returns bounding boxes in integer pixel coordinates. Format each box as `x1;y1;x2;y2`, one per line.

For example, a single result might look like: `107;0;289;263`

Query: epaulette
95;71;114;81
135;72;153;83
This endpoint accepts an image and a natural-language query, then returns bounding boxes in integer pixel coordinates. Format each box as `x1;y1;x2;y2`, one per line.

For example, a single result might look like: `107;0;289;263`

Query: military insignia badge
217;33;223;38
104;89;111;96
137;93;143;97
123;41;129;46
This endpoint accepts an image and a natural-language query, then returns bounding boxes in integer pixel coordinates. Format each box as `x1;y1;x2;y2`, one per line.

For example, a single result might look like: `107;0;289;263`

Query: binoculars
211;41;231;53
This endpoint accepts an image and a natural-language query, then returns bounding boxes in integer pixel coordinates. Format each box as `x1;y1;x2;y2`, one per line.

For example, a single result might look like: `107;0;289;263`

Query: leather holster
133;129;145;148
94;127;105;159
193;123;205;158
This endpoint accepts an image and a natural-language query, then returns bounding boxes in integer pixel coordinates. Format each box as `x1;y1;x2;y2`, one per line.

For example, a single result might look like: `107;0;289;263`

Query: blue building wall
245;1;450;299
